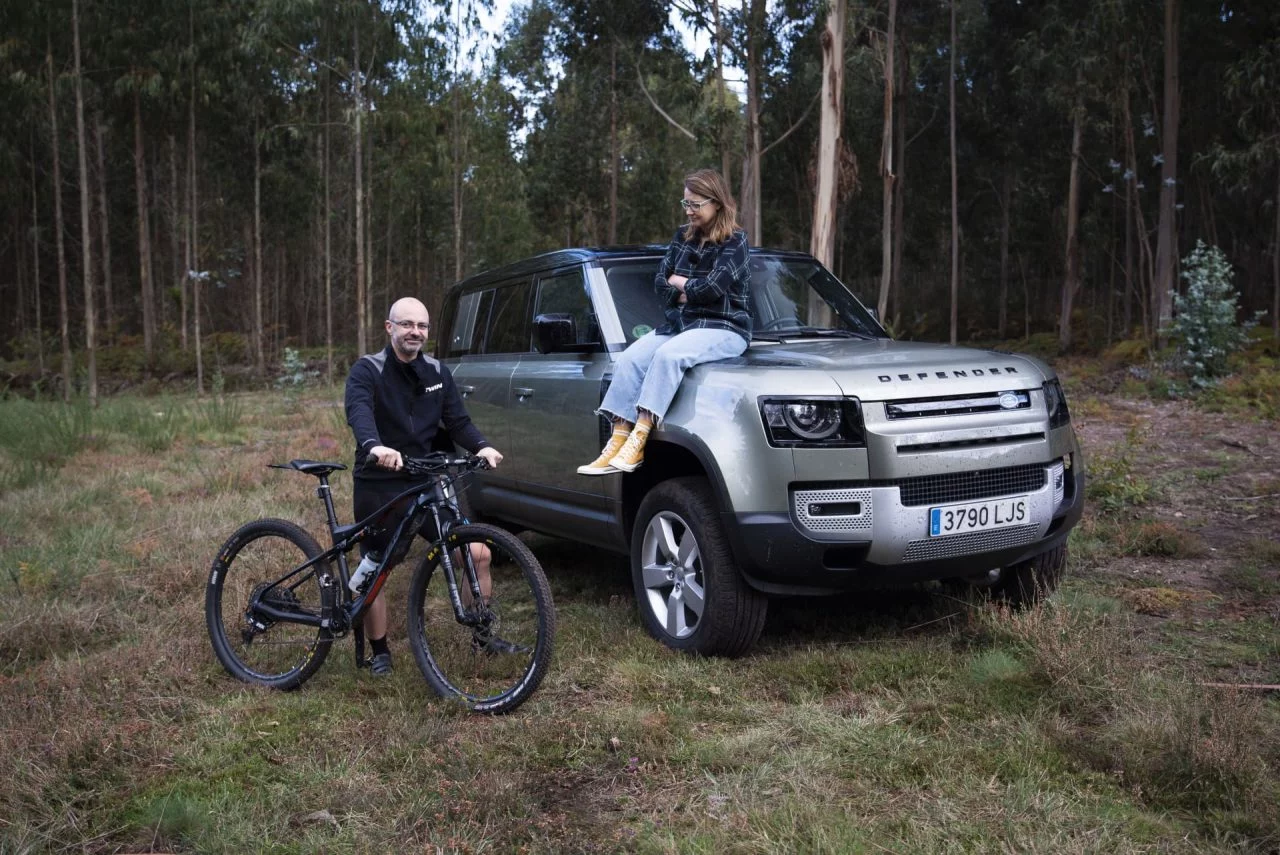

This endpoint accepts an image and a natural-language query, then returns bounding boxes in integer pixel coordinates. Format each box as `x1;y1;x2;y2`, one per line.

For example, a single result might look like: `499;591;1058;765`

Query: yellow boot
577;425;631;475
608;420;651;473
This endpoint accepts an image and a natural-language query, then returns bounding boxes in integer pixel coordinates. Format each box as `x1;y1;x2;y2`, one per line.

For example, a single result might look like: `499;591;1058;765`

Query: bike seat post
315;475;341;540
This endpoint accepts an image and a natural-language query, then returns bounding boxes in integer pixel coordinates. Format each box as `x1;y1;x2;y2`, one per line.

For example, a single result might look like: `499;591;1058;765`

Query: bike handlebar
401;452;491;478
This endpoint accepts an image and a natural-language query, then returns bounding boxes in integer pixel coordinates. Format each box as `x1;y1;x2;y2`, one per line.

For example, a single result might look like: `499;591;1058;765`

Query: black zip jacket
344;345;489;482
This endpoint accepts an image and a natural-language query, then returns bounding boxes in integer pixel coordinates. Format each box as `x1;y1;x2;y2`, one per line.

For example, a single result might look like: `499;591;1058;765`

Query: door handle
514;387;534;401
459;384;474;397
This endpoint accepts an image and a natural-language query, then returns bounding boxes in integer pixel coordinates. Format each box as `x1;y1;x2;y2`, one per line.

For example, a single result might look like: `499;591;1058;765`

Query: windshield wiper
778;326;876;340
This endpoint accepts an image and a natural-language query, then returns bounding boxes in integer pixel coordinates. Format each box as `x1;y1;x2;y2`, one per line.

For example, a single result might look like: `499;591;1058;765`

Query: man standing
345;297;503;676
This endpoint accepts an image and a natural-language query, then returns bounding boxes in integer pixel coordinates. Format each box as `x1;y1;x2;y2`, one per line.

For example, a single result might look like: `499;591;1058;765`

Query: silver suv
437;247;1084;655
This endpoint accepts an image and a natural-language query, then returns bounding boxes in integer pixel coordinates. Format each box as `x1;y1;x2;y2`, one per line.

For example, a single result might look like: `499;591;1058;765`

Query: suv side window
482;281;533;354
534;268;597;347
446;289;494;357
601;261;665;343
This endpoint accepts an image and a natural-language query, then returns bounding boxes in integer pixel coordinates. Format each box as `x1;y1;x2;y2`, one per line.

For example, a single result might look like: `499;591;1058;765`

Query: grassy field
0;369;1277;854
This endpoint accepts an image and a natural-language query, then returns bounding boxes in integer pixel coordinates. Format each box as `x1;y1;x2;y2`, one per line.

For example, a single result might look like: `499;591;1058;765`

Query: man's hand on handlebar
368;445;404;471
475;446;503;470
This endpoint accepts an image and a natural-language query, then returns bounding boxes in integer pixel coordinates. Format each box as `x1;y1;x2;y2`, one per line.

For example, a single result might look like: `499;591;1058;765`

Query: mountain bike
205;452;555;714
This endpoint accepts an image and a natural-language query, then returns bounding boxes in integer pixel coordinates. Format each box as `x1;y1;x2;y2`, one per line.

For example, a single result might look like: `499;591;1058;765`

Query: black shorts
352;478;457;557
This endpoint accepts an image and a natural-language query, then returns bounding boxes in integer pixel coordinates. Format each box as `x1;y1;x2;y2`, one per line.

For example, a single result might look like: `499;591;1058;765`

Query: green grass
0;388;1277;853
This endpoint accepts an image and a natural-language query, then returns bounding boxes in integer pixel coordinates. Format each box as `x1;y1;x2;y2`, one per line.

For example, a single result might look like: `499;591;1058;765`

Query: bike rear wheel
407;523;555;714
206;519;333;690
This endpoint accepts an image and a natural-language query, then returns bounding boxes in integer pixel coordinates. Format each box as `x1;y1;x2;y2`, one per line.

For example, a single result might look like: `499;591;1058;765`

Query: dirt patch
1071;389;1280;683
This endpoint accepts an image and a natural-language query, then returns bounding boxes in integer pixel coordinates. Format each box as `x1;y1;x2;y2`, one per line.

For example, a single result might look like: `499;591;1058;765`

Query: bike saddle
271;459;348;478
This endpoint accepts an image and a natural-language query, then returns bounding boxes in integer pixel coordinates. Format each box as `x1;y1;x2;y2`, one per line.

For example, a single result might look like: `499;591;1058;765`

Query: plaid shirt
653;227;752;343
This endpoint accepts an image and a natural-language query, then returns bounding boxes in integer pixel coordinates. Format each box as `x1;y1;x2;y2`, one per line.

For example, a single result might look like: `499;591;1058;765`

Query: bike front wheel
206;519;334;690
407;523;555;714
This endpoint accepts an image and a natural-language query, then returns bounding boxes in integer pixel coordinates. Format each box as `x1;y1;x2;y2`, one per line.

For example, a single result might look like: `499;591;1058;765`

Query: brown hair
681;168;739;245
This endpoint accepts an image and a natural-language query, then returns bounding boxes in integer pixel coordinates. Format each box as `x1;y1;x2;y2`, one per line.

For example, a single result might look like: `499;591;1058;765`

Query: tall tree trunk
353;26;367;355
170;134;183;344
997;167;1013;339
890;34;908;324
1058;95;1085;351
948;0;959;346
49;43;73;401
451;47;464;284
182;131;192;351
31;139;46;374
94;111;112;345
876;0;897;323
72;0;97;405
253;112;265;377
365;145;374;339
1153;0;1180;345
739;0;764;244
1274;166;1279;338
812;0;845;271
1122;79;1152;345
609;40;618;245
133;93;155;363
713;0;730;183
189;10;203;395
324;78;333;383
1123;92;1134;338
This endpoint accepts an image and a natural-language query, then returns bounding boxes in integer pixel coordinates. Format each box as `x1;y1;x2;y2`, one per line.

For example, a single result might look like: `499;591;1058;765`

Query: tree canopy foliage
1;0;1276;390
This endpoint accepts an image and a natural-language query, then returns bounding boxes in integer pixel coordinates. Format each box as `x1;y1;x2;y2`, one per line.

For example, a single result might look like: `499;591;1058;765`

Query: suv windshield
600;255;887;344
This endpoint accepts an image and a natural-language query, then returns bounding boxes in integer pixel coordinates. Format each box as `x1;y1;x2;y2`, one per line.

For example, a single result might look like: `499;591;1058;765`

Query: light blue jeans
598;329;748;425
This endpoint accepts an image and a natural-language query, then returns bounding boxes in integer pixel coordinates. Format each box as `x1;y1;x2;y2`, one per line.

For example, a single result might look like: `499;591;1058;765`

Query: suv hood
731;338;1051;399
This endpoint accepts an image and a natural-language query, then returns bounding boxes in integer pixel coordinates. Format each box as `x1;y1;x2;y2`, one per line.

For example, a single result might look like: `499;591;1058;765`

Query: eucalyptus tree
503;0;698;246
1206;1;1280;338
1011;0;1118;350
811;0;846;272
72;0;98;404
47;33;74;399
1151;0;1179;345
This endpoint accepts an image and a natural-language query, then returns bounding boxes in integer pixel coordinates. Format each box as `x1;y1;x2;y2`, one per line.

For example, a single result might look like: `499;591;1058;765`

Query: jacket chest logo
423;382;443;393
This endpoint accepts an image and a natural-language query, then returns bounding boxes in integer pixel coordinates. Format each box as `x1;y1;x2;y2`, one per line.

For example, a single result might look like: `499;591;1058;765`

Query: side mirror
534;313;576;354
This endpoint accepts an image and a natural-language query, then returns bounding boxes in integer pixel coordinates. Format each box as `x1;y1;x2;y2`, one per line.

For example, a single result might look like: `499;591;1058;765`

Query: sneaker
608;424;650;473
577;427;631;476
471;631;531;656
369;651;393;676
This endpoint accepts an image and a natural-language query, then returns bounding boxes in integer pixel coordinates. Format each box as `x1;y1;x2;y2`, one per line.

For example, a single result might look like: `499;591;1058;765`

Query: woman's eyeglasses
680;198;714;212
391;320;431;332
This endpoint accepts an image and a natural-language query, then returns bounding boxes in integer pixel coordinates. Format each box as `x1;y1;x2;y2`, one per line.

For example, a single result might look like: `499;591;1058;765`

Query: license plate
929;496;1029;537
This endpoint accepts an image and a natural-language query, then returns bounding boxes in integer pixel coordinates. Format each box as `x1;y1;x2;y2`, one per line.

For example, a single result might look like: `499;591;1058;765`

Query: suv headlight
1043;379;1072;429
759;397;865;447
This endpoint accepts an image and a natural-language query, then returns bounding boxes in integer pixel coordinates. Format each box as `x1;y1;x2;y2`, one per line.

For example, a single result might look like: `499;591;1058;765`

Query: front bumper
725;460;1085;596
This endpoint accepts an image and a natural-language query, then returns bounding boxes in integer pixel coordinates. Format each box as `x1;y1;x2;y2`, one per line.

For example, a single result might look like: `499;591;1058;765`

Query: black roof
448;244;819;294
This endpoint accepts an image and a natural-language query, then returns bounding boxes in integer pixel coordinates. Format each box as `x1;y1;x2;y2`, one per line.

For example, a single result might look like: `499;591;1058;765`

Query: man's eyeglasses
680;198;714;212
390;320;430;332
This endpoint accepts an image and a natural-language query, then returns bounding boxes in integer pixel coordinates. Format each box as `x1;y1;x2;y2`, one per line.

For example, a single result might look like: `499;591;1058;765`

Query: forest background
2;0;1279;402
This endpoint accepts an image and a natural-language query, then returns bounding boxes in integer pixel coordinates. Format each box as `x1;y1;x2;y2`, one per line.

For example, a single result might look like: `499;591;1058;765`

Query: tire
406;523;555;714
989;541;1068;608
206;519;334;690
631;477;767;657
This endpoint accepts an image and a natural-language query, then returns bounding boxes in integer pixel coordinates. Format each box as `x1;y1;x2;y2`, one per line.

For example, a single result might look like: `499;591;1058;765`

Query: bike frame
247;460;485;640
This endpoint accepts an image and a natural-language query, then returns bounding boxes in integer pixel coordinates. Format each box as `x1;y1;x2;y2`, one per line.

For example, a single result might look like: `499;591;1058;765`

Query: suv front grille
885;390;1031;420
867;462;1047;507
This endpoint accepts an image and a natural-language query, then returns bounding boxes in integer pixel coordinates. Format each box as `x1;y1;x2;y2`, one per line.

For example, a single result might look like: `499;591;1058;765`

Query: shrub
1198;356;1280;419
276;347;318;389
1169;241;1261;389
1085;426;1158;513
1103;337;1149;367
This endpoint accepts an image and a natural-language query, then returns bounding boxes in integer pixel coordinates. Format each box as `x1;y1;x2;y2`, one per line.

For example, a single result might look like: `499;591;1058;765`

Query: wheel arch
621;432;730;545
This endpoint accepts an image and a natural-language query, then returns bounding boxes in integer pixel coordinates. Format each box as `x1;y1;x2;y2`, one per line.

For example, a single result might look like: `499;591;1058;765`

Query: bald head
385;297;431;362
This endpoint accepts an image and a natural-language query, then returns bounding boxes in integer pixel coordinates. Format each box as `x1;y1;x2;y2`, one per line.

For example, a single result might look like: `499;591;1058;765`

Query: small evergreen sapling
1169;241;1261;388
